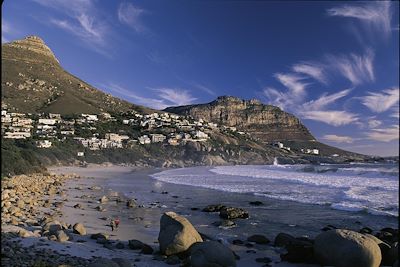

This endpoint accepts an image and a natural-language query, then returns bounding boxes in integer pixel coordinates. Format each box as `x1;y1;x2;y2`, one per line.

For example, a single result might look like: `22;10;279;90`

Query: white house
38;119;57;125
150;134;166;143
312;149;319;155
77;152;85;157
138;135;151;145
193;130;208;139
37;140;52;148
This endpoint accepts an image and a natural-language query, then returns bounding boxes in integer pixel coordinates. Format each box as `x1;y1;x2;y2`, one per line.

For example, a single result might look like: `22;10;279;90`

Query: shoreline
2;165;398;267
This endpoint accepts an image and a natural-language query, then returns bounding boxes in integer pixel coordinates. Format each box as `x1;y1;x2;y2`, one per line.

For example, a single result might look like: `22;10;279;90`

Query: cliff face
165;96;315;142
1;36;154;115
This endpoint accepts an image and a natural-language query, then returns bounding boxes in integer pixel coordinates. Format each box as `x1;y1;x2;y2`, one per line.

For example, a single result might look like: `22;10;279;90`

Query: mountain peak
4;35;59;63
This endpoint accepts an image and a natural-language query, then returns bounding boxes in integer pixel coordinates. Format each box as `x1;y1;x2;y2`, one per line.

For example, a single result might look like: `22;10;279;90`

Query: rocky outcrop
314;229;382;267
158;211;203;255
3;36;59;63
165;96;315;142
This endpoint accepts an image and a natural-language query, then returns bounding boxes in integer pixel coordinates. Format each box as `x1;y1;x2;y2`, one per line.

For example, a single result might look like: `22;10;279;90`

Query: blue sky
2;0;399;156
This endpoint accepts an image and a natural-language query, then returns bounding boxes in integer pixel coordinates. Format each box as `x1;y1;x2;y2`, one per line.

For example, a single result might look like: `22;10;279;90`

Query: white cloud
118;2;146;33
360;87;399;113
153;88;197;106
327;49;375;85
102;83;168;110
33;0;109;55
263;73;309;110
302;89;351;111
391;106;399;119
292;62;328;84
367;119;382;129
274;73;308;96
327;1;393;38
301;110;359;126
366;125;399;142
101;83;197;110
262;87;294;110
322;134;354;143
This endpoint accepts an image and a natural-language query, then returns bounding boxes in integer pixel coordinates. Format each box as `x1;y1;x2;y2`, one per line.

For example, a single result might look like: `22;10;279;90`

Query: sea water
151;163;399;217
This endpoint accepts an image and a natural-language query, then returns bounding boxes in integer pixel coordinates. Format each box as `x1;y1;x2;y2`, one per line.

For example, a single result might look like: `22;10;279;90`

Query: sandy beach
30;164;395;267
1;165;397;266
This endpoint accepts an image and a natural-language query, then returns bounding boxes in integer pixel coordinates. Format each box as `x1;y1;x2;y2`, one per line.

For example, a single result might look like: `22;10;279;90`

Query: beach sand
26;164;394;267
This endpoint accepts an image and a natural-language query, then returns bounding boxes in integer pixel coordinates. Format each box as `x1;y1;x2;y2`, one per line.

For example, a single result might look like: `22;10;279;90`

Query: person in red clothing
114;217;120;229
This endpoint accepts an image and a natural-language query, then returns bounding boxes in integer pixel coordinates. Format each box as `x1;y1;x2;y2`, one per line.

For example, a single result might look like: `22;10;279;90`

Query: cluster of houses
1;110;33;139
1;107;214;150
1;107;322;155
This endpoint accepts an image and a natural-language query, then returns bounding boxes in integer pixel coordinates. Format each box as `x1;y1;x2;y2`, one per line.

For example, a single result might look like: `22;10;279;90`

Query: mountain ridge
164;95;316;142
2;35;155;115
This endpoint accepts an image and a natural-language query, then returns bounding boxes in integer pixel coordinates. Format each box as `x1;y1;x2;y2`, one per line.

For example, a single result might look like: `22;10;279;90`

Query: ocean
151;162;399;217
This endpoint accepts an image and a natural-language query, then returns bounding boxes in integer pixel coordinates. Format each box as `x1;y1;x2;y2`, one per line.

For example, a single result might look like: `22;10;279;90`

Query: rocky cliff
165;96;315;142
2;36;154;115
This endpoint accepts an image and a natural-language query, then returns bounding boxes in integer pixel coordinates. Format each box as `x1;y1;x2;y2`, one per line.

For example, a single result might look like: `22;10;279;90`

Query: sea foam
151;164;399;217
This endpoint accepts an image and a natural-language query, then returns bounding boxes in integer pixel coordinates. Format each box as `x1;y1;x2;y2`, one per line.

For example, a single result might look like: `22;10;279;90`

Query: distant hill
165;96;315;142
1;36;154;115
165;96;367;158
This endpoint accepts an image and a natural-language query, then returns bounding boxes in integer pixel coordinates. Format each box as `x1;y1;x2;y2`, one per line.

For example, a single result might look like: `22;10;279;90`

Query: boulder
91;233;109;240
249;201;264;206
247;234;270;244
202;204;226;212
314;229;381;267
158;211;203;255
18;229;35;238
43;221;62;235
189;241;236;267
56;230;69;242
141;244;154;254
128;239;144;250
219;207;249;220
280;238;314;263
73;223;86;235
99;196;108;203
126;199;137;208
274;232;296;247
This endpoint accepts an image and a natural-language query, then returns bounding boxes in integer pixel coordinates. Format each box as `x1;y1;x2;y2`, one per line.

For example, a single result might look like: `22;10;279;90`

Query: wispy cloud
101;83;197;110
327;49;375;86
366;125;399;142
322;134;354;143
301;110;359;126
367;119;382;129
302;89;351;111
263;73;309;110
32;0;110;55
117;2;146;33
360;87;399;113
298;89;358;126
153;88;197;106
292;62;328;84
274;73;308;96
191;82;216;96
101;83;167;110
327;1;393;38
391;106;399;119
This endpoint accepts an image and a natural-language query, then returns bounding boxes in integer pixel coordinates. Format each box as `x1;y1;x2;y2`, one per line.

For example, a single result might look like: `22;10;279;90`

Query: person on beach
115;217;120;229
110;219;116;231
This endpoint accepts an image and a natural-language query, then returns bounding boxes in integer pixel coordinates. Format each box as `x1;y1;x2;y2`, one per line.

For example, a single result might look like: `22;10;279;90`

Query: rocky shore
1;170;398;267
